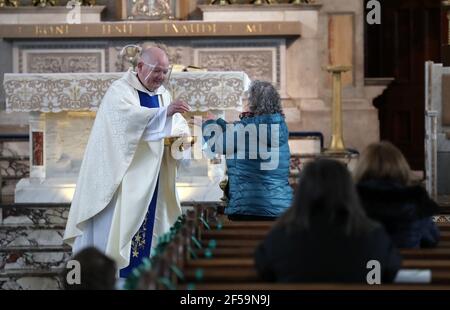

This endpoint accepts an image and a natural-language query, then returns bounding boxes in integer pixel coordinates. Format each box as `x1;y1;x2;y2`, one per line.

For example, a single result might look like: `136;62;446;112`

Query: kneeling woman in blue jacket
202;80;293;220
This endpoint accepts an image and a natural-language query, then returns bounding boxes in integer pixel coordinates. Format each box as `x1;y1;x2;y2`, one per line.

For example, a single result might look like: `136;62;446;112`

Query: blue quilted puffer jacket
203;113;293;217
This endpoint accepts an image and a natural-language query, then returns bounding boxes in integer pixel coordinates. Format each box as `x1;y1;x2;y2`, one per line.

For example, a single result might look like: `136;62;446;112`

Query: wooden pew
176;214;450;286
184;268;259;283
200;240;261;248
186;258;450;271
136;207;450;289
400;248;450;260
210;221;273;230
200;229;450;242
195;247;450;259
201;230;268;240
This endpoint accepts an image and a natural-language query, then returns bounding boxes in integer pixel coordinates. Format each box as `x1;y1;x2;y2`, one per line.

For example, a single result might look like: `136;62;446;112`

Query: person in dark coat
254;159;401;283
62;247;117;290
354;141;440;248
202;80;293;220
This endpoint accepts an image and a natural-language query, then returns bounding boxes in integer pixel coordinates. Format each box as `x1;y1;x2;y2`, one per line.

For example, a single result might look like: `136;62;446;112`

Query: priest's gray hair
247;80;283;116
138;42;169;63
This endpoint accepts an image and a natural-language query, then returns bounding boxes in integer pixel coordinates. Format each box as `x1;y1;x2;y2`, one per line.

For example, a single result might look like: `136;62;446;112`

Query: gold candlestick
325;65;351;154
119;44;141;71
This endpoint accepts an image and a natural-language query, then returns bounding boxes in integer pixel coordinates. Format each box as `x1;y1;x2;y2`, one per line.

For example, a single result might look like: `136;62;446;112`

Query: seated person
61;247;117;290
354;141;440;248
254;159;401;283
202;80;293;220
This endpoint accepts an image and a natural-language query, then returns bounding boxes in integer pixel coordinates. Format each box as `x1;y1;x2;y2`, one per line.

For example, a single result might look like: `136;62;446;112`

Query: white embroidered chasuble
63;69;190;270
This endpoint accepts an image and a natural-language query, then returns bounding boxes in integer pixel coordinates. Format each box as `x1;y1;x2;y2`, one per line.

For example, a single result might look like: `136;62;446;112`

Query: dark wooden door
365;0;442;170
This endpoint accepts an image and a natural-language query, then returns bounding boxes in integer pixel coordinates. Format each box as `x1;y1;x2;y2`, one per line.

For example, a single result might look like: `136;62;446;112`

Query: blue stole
119;90;160;278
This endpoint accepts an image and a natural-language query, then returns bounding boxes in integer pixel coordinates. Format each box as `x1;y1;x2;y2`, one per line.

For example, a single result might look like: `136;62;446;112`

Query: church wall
298;0;379;151
0;39;12;111
288;0;380;151
0;38;28;127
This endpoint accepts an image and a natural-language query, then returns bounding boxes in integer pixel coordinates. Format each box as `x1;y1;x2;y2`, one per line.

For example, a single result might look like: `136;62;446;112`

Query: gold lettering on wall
164;23;216;34
181;25;190;33
208;24;217;33
35;25;69;36
102;24;133;35
171;24;179;33
102;25;109;35
55;25;65;35
0;21;301;38
246;23;263;33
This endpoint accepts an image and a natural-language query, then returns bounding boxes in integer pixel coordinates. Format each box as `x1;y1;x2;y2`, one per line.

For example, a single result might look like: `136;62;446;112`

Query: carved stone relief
15;44;108;73
22;50;105;73
26;53;102;73
195;49;276;86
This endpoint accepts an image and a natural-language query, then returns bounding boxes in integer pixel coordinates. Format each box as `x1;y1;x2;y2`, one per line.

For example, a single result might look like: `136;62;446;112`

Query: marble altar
3;71;250;203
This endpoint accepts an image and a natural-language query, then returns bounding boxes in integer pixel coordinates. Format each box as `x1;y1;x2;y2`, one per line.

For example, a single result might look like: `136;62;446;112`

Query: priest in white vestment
63;46;191;278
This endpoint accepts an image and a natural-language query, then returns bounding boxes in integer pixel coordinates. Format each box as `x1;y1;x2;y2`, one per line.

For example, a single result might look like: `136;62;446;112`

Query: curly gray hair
247;80;283;116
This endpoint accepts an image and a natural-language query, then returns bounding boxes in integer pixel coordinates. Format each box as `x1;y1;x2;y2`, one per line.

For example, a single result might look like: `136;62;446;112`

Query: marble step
0;140;30;191
0;226;66;248
0;249;71;272
0;140;29;157
0;204;69;226
0;245;71;253
0;269;63;290
0;159;29;179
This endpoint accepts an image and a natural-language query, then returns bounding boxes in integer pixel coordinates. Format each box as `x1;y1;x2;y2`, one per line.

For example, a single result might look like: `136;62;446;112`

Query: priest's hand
167;99;190;117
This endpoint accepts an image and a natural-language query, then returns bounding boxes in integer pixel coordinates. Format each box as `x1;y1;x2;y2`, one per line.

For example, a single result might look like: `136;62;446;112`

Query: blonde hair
353;141;411;185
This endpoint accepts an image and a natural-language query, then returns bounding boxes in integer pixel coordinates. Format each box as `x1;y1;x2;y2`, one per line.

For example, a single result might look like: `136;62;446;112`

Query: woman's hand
188;116;202;128
205;112;216;121
188;112;216;127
